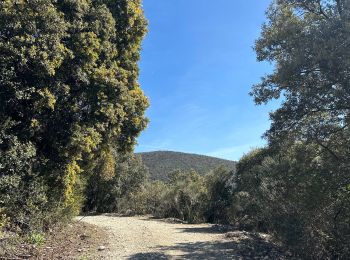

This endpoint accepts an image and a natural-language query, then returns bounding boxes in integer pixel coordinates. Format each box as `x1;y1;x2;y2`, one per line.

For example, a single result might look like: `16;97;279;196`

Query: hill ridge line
137;150;236;180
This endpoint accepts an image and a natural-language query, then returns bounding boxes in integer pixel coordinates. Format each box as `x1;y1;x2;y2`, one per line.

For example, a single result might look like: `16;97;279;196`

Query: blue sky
135;0;277;161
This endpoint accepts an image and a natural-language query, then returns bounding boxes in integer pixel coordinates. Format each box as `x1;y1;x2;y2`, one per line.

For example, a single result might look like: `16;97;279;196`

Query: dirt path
82;215;288;259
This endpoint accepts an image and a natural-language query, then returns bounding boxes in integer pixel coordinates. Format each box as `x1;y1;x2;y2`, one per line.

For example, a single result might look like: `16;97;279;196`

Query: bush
84;153;149;213
232;143;350;259
0;134;50;233
120;180;169;215
116;167;236;224
0;127;75;235
205;166;235;224
155;170;208;223
27;232;45;246
114;170;208;223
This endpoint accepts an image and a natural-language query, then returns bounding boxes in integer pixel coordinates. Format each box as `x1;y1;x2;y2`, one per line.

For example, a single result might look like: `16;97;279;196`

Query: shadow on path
127;241;236;260
175;225;229;234
128;252;169;260
128;232;290;260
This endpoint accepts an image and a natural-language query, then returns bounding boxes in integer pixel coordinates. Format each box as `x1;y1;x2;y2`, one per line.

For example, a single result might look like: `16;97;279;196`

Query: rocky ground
1;215;293;259
81;215;292;260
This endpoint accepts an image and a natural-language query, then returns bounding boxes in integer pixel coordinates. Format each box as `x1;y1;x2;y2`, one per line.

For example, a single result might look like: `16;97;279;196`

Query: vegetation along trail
82;215;289;259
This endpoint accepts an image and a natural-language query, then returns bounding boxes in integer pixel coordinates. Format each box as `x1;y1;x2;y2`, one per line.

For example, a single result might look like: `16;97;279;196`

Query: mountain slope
137;151;236;180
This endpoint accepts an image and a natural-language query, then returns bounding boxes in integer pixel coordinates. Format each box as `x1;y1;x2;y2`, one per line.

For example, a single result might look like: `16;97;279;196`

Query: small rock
77;248;83;252
98;245;106;251
80;234;89;240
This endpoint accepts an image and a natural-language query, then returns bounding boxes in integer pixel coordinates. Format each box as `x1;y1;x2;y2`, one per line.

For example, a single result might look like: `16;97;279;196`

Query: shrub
233;143;350;259
84;153;149;213
27;232;45;246
204;166;235;224
155;170;208;223
120;180;169;215
0;133;49;233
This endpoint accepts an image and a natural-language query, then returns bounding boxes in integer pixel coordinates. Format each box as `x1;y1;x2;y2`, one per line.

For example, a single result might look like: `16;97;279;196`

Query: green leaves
0;0;148;229
253;0;350;146
247;1;350;257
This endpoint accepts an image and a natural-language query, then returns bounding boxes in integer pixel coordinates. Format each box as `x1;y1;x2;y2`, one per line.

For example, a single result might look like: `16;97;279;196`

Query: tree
246;1;350;257
204;167;235;224
233;142;350;259
84;153;149;213
159;170;207;223
0;0;148;229
252;0;350;154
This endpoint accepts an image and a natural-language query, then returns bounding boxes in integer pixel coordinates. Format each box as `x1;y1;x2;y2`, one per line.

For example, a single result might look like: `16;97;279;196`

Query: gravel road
82;215;288;260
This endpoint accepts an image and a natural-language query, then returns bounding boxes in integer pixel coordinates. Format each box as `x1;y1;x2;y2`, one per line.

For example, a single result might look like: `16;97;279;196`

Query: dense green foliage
232;145;350;259
0;0;148;233
153;170;208;223
76;5;350;259
84;153;149;213
1;1;348;259
252;0;350;151
138;151;236;180
204;167;235;224
235;0;350;258
112;166;235;225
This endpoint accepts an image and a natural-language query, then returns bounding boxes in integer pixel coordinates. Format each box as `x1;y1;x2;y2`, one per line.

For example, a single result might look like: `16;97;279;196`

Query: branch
317;0;330;19
298;1;329;19
335;0;343;16
315;139;340;161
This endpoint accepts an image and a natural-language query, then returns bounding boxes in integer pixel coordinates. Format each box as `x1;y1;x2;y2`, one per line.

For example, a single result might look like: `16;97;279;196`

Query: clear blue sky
135;0;277;161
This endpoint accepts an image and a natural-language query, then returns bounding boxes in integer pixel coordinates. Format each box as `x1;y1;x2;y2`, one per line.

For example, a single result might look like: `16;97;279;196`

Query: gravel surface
82;215;290;260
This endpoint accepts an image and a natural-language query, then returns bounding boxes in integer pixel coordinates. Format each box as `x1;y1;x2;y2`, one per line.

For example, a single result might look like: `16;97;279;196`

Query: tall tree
0;0;148;221
252;0;350;157
247;1;350;257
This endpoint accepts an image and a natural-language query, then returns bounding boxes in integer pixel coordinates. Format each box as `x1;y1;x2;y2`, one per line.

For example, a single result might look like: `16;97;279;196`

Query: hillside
137;151;236;180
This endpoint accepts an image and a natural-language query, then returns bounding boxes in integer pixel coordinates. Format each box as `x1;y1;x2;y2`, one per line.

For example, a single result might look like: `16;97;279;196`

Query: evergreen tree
252;0;350;152
0;0;148;229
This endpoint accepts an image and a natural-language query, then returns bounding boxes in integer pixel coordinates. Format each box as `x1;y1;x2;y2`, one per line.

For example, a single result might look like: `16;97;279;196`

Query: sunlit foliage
0;0;148;232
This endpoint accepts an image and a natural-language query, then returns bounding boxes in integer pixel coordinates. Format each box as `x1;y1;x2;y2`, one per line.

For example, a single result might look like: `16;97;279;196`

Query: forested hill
137;151;236;180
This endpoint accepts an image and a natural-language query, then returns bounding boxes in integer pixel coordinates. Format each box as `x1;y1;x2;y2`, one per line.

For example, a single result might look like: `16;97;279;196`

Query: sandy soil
82;215;289;260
